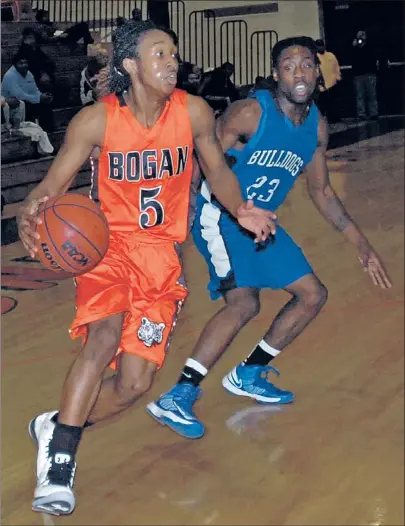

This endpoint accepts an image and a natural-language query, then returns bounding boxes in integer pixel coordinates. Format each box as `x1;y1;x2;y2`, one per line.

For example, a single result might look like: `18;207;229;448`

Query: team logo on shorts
138;317;165;347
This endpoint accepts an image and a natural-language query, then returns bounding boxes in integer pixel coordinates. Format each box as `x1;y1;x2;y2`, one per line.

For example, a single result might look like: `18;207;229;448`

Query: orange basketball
35;194;109;275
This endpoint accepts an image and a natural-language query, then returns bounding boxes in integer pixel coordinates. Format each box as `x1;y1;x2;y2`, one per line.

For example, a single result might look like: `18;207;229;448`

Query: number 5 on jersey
139;186;165;228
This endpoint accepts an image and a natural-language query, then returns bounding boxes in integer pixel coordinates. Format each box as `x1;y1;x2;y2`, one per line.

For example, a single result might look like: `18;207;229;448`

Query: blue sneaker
222;364;294;404
146;383;204;439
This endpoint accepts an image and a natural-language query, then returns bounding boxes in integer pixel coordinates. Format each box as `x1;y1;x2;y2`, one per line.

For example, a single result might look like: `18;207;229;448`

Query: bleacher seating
1;13;98;209
1;7;252;213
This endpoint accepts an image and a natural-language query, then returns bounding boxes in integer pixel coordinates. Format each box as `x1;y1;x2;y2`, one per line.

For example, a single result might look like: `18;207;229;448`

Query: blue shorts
192;200;313;300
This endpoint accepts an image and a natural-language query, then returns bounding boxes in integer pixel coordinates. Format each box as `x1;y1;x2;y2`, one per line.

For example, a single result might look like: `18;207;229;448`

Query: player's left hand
357;243;392;289
236;200;277;243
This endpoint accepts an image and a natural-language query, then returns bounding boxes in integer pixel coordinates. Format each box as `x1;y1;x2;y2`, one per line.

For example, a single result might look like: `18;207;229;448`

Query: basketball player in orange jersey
17;20;277;516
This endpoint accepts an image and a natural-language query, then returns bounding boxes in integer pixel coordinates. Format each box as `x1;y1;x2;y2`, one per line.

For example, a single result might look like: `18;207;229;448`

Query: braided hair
108;19;175;94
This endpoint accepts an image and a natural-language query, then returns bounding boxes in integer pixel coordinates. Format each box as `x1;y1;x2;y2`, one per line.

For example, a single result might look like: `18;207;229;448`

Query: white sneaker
29;411;76;516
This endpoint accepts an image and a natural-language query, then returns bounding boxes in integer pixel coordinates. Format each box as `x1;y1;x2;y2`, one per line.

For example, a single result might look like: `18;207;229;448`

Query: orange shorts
69;232;188;369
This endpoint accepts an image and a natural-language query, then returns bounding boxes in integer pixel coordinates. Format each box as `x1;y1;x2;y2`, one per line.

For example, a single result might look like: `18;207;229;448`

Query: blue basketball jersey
193;90;318;297
199;89;319;229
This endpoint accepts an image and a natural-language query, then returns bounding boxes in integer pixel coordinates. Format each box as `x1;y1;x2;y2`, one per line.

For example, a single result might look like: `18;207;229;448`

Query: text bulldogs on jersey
247;149;304;177
108;146;189;182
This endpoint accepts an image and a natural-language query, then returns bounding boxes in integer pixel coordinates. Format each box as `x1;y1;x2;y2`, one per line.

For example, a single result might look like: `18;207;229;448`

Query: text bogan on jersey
108;146;190;181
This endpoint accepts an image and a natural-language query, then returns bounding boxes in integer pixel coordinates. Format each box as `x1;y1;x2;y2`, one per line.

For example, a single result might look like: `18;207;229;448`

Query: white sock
242;339;281;366
185;358;208;376
256;339;280;357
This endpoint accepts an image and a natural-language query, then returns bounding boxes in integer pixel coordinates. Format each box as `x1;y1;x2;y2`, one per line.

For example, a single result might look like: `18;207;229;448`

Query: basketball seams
44;203;109;228
35;194;109;274
42;204;81;272
51;205;104;259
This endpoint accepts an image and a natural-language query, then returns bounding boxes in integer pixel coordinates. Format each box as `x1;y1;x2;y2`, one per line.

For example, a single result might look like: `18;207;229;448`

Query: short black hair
109;19;176;93
315;39;325;47
87;55;108;77
35;9;48;22
12;52;29;66
221;61;234;69
22;27;37;37
21;27;38;42
272;36;319;69
132;8;142;20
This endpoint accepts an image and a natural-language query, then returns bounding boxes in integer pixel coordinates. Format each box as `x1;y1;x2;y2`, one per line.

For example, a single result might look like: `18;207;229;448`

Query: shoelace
173;383;200;411
47;454;75;487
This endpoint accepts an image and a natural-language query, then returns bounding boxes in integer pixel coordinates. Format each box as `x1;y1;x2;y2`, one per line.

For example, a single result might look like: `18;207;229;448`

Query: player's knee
84;317;122;365
227;293;260;323
115;369;155;405
242;295;261;321
303;282;328;313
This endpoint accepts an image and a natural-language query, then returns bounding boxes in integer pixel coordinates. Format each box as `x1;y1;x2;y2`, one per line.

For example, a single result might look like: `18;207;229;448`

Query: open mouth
294;83;308;96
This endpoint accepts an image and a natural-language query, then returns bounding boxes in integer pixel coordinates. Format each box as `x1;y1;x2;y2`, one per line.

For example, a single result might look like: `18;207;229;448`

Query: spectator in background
1;94;25;130
188;64;202;92
115;8;142;29
199;61;239;116
116;16;126;27
131;8;142;22
178;62;202;95
113;8;141;31
34;9;94;50
248;75;269;96
351;30;379;121
1;0;19;21
315;39;341;122
1;53;54;131
19;28;56;95
80;56;109;106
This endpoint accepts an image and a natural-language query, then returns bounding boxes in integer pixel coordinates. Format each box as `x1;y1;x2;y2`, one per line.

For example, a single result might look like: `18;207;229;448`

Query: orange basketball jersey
91;89;194;242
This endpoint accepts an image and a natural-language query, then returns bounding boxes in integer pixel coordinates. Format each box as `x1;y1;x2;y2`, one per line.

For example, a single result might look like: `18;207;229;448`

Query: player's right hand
17;197;49;258
236;200;277;243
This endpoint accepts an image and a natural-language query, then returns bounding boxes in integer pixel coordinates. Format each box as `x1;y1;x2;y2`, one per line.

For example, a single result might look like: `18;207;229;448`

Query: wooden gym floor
2;120;404;525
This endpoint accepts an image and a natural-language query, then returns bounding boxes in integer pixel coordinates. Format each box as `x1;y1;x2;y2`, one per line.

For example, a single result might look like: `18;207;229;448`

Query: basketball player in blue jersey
147;36;392;439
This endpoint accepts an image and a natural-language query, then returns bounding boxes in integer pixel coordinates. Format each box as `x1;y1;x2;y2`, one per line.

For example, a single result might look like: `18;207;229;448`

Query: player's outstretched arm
304;115;392;289
17;102;106;257
187;94;276;242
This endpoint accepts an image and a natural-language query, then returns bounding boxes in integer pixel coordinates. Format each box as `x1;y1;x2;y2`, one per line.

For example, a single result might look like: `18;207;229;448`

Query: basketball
34;194;109;275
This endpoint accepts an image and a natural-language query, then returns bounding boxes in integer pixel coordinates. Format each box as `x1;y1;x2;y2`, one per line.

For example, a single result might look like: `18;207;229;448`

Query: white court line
203;510;219;524
268;445;285;464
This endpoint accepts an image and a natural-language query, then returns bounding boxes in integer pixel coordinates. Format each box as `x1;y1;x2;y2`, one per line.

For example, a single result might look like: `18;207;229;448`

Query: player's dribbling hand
357;243;392;289
236;200;277;243
17;196;49;258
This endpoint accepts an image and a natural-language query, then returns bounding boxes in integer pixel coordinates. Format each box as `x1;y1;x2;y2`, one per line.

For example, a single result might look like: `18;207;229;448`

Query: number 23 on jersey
246;176;280;203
